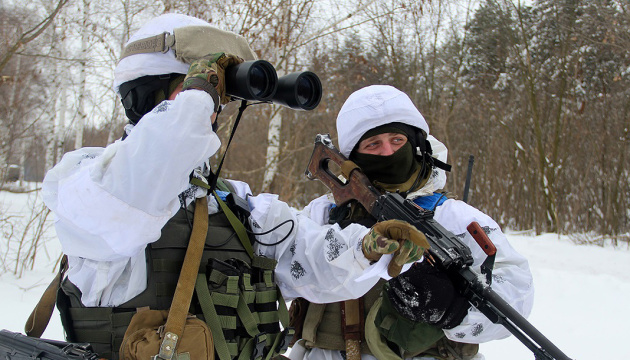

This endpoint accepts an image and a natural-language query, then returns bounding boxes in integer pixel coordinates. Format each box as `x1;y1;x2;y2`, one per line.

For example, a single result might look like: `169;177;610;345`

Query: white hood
336;85;448;194
336;85;430;157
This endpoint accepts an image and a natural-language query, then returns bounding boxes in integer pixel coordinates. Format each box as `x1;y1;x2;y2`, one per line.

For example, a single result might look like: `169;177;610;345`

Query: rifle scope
225;60;322;110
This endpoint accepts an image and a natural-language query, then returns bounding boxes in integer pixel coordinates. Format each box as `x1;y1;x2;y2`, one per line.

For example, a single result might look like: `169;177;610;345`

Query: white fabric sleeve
42;90;220;261
248;194;376;303
435;199;535;343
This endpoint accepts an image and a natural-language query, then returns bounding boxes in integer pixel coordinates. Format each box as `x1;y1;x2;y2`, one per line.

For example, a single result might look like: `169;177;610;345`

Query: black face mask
351;142;418;184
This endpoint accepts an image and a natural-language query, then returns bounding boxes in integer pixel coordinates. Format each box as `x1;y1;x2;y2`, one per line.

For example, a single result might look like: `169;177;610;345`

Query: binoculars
225;60;322;111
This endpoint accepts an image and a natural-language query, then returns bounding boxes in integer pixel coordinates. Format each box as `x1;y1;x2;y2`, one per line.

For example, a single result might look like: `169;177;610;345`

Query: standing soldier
39;15;428;360
288;85;534;360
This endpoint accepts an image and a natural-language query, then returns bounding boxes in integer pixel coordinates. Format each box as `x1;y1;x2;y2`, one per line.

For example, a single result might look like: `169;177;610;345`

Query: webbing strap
190;177;209;189
258;312;279;325
242;273;254;292
119;32;175;60
237;292;260;337
214;191;255;259
263;270;274;288
160;196;209;360
197;274;270;360
195;273;233;360
237;337;261;360
25;255;68;338
263;291;293;360
277;289;290;328
265;332;282;360
212;291;239;308
252;256;277;270
255;289;277;304
302;303;326;343
208;270;228;288
218;315;237;330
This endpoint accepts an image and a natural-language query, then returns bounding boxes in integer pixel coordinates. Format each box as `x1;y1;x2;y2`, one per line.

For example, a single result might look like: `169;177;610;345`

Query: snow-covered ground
1;188;628;359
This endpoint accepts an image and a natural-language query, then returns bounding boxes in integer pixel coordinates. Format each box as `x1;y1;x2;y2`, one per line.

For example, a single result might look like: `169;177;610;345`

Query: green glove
362;219;430;277
182;52;244;111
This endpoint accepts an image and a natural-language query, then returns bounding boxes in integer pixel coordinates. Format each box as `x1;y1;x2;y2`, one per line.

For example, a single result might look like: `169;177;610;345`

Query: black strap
209;100;249;190
432;157;452;172
417;133;452;173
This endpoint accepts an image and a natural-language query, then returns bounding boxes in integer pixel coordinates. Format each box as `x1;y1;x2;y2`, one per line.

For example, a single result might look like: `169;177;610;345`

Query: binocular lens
297;76;316;106
225;61;322;110
249;65;274;98
274;71;322;111
225;60;277;101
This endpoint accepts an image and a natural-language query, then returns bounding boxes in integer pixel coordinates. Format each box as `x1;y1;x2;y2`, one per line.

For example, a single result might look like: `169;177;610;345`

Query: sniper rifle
304;133;573;360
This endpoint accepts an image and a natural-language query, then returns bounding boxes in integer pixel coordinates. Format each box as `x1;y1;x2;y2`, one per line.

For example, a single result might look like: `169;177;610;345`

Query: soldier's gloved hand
362;219;430;277
385;260;470;329
182;52;244;112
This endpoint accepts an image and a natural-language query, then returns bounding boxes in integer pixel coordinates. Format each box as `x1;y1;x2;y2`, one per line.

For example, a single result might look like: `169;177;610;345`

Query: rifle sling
25;255;68;338
159;196;209;359
341;298;364;360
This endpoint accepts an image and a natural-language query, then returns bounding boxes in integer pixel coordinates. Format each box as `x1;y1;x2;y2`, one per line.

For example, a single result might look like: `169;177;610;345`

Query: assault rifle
305;134;573;360
0;330;101;360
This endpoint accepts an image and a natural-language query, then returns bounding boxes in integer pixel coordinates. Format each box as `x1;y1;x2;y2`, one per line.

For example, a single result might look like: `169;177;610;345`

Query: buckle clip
251;333;267;360
162;32;175;53
275;327;295;354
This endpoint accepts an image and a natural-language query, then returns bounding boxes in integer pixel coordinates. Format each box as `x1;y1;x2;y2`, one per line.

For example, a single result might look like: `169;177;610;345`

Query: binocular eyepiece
225;60;322;111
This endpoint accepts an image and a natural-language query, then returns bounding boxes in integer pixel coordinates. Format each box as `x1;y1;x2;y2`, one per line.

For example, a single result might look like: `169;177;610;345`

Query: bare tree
0;0;68;74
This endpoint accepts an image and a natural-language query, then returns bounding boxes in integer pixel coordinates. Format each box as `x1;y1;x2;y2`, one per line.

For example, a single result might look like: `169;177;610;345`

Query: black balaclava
350;123;430;193
154;74;186;105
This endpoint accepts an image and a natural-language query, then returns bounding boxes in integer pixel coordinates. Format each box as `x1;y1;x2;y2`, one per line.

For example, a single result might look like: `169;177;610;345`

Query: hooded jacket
287;86;534;360
42;14;384;310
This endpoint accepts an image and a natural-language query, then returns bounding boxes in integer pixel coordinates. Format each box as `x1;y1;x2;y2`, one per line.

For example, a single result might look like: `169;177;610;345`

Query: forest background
1;0;629;246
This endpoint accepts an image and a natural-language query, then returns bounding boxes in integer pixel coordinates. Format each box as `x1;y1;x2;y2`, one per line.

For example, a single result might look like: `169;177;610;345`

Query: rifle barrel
464;271;573;360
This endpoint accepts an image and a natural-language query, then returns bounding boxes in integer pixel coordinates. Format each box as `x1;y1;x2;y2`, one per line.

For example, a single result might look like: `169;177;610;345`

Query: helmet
114;14;213;123
336;85;430;158
114;14;210;92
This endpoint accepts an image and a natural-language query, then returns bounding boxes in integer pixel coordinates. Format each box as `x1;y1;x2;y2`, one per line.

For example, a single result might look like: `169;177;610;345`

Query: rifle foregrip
467;222;497;256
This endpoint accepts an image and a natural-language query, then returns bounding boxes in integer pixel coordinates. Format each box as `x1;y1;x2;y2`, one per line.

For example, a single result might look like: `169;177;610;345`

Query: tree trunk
261;105;282;192
74;0;90;150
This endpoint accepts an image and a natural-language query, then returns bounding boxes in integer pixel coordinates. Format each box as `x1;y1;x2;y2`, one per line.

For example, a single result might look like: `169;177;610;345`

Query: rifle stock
305;134;378;209
305;134;573;360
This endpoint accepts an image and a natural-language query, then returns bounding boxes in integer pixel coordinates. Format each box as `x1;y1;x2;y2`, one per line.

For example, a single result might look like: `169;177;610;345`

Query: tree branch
0;0;69;74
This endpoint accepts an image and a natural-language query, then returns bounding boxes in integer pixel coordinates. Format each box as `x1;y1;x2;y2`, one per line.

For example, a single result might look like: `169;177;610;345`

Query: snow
1;188;629;359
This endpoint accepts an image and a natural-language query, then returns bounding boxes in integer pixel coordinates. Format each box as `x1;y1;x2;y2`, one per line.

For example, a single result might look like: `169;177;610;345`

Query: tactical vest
290;195;478;360
56;184;291;360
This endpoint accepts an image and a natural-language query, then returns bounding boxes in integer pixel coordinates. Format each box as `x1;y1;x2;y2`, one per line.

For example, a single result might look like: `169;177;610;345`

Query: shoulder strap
213;191;255;260
25;255;68;338
215;178;235;193
158;196;209;360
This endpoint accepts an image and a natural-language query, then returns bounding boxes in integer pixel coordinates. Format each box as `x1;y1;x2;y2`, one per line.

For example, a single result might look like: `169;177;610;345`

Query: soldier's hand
386;261;469;329
182;52;244;111
362;219;430;277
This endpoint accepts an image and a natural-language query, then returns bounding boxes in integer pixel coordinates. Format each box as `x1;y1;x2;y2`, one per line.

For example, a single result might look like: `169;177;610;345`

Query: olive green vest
299;281;384;354
56;188;290;360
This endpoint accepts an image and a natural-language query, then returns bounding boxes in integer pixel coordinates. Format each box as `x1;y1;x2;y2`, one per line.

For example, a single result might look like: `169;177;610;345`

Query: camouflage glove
182;52;244;112
362;219;430;277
